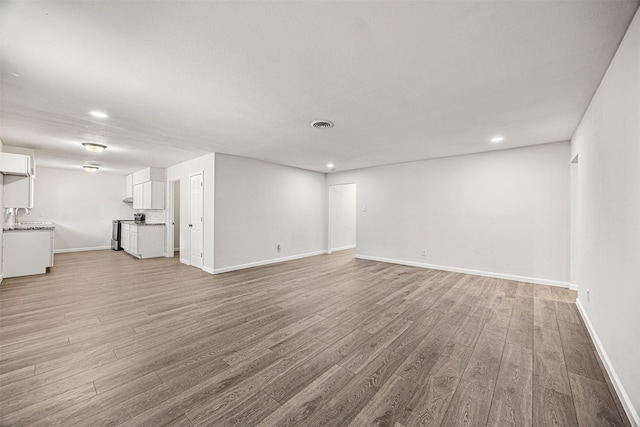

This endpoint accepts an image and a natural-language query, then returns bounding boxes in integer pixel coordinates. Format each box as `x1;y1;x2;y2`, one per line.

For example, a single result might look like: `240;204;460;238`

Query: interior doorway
172;180;180;256
168;179;180;258
328;183;357;254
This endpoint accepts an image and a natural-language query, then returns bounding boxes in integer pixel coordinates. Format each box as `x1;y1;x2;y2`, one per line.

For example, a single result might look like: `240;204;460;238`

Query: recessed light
311;120;334;129
491;136;504;143
11;72;20;77
82;143;107;153
90;110;108;119
327;163;334;169
83;165;99;172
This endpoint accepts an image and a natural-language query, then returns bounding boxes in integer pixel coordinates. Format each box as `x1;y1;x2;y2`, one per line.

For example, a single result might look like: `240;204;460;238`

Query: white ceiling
1;1;637;174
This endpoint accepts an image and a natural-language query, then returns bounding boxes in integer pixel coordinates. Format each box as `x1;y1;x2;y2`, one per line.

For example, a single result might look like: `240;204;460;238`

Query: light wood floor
0;249;630;426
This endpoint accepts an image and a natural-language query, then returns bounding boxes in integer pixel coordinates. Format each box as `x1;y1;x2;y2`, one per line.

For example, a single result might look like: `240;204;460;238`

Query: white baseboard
202;266;214;274
569;282;579;291
214;250;327;274
54;246;111;253
355;254;570;288
330;245;356;252
180;258;190;265
576;299;638;426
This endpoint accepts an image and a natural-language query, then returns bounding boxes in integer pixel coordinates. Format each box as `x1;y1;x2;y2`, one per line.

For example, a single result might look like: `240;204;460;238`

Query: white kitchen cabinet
122;224;165;259
133;184;144;209
125;174;133;199
121;223;131;251
3;229;54;278
3;175;34;208
133;181;164;210
0;153;30;176
132;167;165;185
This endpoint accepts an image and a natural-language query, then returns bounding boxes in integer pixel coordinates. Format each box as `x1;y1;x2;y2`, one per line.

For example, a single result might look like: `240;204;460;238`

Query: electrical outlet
421;249;427;256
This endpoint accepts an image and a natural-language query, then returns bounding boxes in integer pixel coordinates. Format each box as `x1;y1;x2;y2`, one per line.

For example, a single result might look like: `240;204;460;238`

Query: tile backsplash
144;210;166;224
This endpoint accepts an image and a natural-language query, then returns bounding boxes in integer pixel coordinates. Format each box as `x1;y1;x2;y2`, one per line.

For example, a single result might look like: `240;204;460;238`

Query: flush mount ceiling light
89;110;108;119
83;165;99;172
311;120;334;129
327;163;335;169
82;142;107;153
491;136;504;143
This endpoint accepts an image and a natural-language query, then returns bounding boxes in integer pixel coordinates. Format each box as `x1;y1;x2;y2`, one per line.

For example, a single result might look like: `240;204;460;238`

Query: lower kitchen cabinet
3;229;54;278
121;224;165;259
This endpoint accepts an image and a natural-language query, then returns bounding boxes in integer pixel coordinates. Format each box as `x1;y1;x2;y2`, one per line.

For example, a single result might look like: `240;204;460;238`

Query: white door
189;173;204;268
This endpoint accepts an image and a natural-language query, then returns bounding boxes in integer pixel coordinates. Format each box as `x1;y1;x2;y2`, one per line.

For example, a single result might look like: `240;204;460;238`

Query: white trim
576;299;638;426
214;250;327;274
330;245;356;252
54;246;111;253
569;282;579;291
355;254;570;288
180;257;190;265
202;266;214;274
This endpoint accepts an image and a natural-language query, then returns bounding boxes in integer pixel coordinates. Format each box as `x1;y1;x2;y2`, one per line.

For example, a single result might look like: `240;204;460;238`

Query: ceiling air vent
311;120;334;129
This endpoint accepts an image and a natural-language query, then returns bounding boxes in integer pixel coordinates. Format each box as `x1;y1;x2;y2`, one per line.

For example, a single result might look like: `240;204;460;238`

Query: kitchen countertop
3;222;55;231
121;221;166;226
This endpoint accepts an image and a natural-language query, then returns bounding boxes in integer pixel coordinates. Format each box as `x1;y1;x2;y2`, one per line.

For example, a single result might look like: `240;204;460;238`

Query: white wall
23;167;133;252
571;9;639;424
166;153;215;272
330;183;356;251
327;142;570;286
214;154;327;272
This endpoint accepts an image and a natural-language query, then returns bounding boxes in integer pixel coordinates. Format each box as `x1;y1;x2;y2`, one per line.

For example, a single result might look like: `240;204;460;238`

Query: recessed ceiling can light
491;136;504;143
11;72;20;77
90;110;108;119
83;165;99;172
311;120;334;129
327;163;334;169
82;142;107;153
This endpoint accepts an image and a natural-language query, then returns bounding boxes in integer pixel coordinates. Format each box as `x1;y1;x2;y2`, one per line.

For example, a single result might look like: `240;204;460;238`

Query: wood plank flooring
0;249;630;426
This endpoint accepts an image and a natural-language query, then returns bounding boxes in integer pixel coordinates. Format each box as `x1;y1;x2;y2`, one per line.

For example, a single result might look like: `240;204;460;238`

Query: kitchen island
2;222;55;278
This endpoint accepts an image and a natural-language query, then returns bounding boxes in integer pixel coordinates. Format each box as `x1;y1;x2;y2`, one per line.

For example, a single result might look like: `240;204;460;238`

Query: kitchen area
1;149;55;279
1;147;170;280
114;167;167;259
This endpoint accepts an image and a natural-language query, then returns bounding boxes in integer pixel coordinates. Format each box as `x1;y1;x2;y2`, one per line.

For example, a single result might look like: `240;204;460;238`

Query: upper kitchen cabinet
132;167;165;185
4;175;34;208
0;153;31;176
125;174;133;199
131;166;165;210
1;152;35;208
0;147;36;177
133;181;165;209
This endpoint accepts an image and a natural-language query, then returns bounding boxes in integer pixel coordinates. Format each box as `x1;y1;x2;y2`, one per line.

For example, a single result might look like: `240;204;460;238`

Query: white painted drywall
166;153;215;271
20;167;134;251
571;9;640;424
330;183;356;251
214;154;327;272
327;142;570;285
